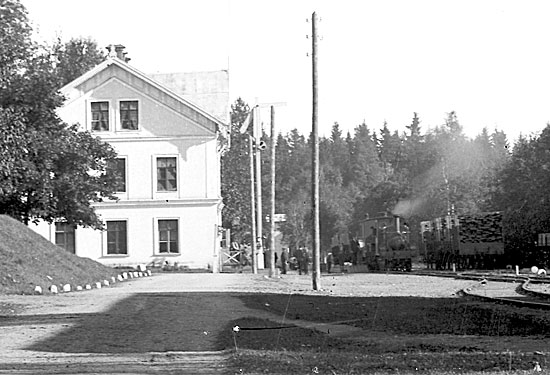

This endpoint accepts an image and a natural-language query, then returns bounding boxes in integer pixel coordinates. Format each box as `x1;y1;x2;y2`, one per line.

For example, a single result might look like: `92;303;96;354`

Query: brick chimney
106;44;131;63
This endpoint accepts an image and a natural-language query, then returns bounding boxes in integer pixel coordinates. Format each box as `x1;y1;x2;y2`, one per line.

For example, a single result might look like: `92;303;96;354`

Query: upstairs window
157;157;177;191
158;219;179;253
120;100;139;130
91;101;109;131
108;158;126;193
106;220;127;255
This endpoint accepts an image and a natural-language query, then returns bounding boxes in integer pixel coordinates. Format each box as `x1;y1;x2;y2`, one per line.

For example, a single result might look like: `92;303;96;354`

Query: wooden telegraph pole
249;129;258;274
269;106;276;277
253;105;265;271
247;103;285;274
311;11;321;290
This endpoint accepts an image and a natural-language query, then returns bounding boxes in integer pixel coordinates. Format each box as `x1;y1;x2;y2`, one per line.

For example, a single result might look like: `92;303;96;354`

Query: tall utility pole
254;105;264;270
249;131;258;274
269;106;276;277
247;103;285;273
311;11;321;290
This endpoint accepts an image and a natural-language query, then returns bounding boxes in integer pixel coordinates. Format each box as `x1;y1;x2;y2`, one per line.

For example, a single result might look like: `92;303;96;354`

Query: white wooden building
31;48;228;272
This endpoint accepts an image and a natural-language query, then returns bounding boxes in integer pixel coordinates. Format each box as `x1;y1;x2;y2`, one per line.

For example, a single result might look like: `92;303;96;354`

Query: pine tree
220;98;252;243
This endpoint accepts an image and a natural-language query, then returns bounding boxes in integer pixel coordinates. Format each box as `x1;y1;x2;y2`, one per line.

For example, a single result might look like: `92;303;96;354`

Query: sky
22;0;550;143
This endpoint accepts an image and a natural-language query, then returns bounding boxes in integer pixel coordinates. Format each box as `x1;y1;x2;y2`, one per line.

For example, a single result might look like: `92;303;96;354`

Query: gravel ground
525;281;550;295
0;271;475;374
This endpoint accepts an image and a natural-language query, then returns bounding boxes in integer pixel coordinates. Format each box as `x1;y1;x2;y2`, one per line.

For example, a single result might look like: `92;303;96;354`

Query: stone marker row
33;269;153;295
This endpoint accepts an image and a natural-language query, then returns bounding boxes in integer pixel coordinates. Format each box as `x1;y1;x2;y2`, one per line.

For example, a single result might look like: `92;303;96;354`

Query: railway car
420;211;504;270
331;212;416;271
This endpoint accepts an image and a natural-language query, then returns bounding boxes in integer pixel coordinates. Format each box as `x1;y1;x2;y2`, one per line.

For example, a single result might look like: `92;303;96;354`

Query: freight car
331;212;417;271
420;211;504;270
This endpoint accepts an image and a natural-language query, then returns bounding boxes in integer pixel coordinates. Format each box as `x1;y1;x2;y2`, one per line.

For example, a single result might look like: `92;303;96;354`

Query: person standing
302;248;310;275
297;248;303;275
326;252;333;273
280;248;288;274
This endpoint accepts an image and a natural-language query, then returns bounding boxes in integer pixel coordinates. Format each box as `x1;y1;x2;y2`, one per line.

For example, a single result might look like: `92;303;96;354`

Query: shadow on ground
12;292;244;353
237;293;550;336
2;292;550;357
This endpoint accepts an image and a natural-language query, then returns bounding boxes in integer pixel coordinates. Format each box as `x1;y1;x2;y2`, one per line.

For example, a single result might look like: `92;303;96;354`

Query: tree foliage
494;126;550;258
52;37;105;87
221;100;519;256
221;98;252;243
0;0;119;228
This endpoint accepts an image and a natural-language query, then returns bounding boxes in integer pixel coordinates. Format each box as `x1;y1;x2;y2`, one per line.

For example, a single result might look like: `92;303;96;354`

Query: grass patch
223;294;550;374
238;293;550;336
230;349;546;374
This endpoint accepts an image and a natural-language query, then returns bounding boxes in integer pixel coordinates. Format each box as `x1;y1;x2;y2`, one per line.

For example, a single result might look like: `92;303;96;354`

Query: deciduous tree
0;0;119;228
52;37;105;87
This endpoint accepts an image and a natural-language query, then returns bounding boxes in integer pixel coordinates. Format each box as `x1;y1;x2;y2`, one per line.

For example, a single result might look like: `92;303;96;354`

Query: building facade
31;51;228;271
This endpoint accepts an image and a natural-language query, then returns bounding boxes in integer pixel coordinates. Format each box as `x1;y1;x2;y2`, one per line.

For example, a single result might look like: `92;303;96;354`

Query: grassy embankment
0;215;119;295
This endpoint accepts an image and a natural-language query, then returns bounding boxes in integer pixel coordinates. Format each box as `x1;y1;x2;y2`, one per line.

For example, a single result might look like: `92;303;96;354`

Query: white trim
98;135;215;143
92;197;221;209
153;217;181;255
61;59;114;92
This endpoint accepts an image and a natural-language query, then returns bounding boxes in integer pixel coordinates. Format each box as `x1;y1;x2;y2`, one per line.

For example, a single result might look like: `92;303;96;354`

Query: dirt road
0;272;474;374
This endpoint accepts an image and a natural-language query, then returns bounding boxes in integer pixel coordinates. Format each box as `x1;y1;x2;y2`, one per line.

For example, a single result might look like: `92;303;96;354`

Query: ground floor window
158;219;179;253
107;220;127;255
55;222;75;253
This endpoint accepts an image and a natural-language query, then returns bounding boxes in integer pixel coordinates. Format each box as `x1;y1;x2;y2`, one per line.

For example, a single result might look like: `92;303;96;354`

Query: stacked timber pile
458;212;503;244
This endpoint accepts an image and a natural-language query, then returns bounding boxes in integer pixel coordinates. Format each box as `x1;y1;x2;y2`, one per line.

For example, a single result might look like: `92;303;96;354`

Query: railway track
345;266;550;307
417;270;550;309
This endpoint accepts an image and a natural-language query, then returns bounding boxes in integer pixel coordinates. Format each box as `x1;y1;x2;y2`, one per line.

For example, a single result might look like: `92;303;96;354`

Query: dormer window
120;100;139;130
91;101;109;131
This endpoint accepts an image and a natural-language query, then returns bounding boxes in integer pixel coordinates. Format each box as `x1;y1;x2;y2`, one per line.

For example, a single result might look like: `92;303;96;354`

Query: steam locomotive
331;212;417;271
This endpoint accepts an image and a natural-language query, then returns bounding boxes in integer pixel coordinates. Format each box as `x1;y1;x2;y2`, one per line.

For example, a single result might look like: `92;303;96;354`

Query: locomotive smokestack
396;216;401;234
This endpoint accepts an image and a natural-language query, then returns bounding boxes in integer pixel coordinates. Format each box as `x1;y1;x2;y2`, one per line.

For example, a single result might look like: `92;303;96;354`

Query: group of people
230;242;318;275
278;247;311;275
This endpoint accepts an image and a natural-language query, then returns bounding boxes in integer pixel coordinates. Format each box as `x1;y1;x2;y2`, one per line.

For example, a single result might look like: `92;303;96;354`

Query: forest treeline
222;98;550;262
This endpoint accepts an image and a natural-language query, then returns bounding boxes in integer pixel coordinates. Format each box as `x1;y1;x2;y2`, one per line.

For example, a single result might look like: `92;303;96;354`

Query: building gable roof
60;57;227;135
149;71;229;125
